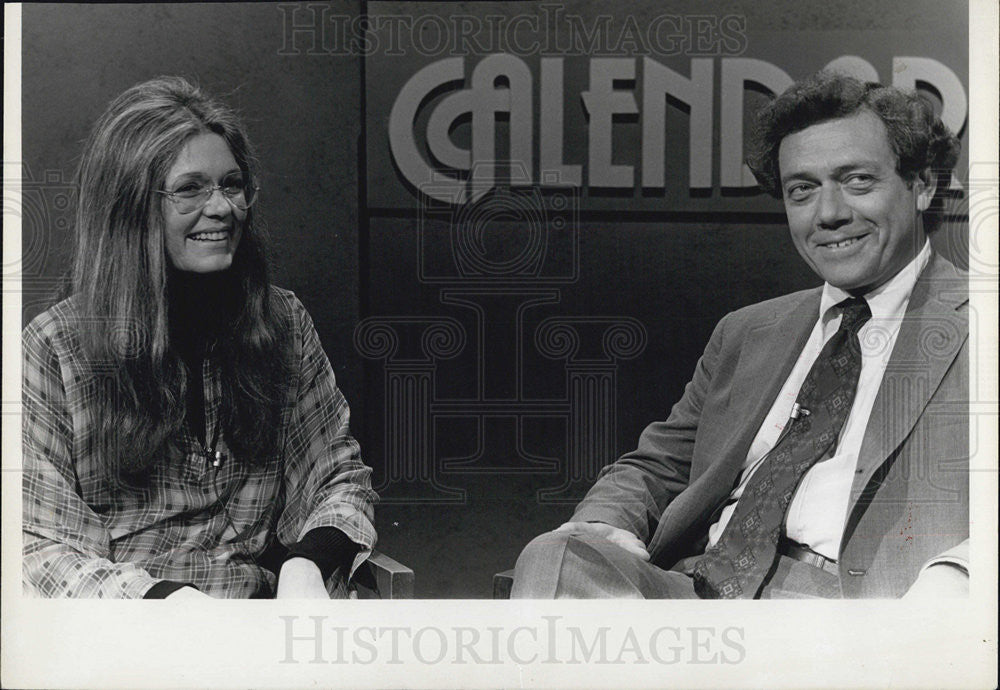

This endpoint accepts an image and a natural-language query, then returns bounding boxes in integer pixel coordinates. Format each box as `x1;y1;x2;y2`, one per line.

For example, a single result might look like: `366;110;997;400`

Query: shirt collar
819;239;932;326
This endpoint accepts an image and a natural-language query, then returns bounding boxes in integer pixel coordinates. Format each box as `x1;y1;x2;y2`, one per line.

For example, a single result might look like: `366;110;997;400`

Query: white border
2;2;996;688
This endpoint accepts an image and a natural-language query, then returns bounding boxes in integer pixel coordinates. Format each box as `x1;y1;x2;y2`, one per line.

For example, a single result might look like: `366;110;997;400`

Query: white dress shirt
706;240;932;561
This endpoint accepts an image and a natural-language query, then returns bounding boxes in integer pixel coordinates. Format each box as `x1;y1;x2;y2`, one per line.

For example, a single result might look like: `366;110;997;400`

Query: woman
22;76;377;598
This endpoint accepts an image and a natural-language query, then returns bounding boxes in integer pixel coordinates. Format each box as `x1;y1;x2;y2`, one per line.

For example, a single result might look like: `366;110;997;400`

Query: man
512;72;968;599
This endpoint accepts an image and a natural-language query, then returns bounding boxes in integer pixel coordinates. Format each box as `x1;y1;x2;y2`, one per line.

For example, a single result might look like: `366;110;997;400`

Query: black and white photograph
2;1;997;687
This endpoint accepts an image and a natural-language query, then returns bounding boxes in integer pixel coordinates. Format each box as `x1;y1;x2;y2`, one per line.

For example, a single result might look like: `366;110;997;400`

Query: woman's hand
276;557;331;599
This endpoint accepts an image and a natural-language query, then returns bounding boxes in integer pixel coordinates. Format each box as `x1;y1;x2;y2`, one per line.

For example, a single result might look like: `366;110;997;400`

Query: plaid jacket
22;288;377;598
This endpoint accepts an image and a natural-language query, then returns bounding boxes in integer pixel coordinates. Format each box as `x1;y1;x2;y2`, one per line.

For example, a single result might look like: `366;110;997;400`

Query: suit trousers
510;530;842;599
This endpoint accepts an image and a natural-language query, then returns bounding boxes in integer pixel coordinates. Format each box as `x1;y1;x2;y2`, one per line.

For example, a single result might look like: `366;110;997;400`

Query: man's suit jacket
572;252;969;598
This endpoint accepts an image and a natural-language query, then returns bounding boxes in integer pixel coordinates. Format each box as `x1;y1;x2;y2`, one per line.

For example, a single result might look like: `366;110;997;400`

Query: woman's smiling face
161;132;245;273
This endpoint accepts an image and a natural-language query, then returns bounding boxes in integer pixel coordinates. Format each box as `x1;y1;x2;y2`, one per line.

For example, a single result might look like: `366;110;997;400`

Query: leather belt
779;540;840;576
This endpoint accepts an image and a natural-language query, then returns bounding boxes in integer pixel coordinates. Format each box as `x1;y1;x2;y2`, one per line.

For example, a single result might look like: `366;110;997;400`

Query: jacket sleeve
569;313;729;542
275;298;378;579
21;318;164;598
919;540;969;575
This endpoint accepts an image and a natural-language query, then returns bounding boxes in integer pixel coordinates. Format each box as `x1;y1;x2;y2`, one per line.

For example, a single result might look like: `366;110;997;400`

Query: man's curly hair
747;71;961;226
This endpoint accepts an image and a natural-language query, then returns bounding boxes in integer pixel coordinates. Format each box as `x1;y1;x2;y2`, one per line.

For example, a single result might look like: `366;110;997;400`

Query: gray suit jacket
572;252;969;597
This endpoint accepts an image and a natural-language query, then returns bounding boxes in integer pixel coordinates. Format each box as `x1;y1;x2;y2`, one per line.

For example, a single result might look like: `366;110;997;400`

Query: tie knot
836;297;871;334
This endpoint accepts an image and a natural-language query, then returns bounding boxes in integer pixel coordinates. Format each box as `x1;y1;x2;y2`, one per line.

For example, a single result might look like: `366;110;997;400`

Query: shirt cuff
144;581;198;599
283;527;360;582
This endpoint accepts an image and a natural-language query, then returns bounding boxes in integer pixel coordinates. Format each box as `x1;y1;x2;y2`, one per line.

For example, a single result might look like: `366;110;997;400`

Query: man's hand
554;521;650;560
276;557;331;599
902;564;969;599
166;586;212;600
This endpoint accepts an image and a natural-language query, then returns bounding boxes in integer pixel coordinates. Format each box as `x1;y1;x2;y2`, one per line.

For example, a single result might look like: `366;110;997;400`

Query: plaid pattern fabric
22;289;377;598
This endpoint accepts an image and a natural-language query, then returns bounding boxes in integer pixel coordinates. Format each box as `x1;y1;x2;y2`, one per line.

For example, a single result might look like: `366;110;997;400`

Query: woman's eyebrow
168;170;210;181
168;169;242;182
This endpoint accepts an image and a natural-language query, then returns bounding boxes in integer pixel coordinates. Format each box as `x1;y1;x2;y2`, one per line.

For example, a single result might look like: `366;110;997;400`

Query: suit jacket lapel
648;290;820;561
850;253;969;500
723;291;819;475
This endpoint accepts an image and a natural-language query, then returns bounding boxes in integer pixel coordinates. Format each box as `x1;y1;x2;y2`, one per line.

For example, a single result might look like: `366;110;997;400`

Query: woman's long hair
72;76;290;479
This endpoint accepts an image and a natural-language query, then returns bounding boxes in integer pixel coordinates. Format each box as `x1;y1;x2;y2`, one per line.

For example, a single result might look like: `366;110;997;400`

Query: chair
492;569;514;599
356;550;414;599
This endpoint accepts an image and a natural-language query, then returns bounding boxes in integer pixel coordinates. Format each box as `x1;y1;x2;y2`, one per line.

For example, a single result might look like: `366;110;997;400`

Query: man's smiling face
778;109;936;295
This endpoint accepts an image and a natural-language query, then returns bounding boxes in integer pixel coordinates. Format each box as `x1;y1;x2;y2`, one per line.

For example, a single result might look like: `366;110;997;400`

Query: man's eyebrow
831;161;882;175
780;160;883;185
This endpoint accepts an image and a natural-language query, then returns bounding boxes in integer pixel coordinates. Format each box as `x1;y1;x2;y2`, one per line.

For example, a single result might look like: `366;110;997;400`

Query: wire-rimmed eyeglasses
157;173;259;215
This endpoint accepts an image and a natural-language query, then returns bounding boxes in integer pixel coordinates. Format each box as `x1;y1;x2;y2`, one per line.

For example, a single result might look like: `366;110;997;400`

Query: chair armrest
493;569;514;599
366;550;414;599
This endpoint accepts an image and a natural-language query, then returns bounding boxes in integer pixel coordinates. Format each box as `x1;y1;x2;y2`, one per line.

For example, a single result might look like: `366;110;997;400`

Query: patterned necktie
693;297;872;599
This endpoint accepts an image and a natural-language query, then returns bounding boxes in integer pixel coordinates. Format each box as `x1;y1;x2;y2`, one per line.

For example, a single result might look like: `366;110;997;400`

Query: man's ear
914;167;937;212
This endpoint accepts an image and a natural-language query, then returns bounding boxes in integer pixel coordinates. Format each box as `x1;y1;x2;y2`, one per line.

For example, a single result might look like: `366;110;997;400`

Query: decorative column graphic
359;165;648;504
535;317;647;502
354;318;467;502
